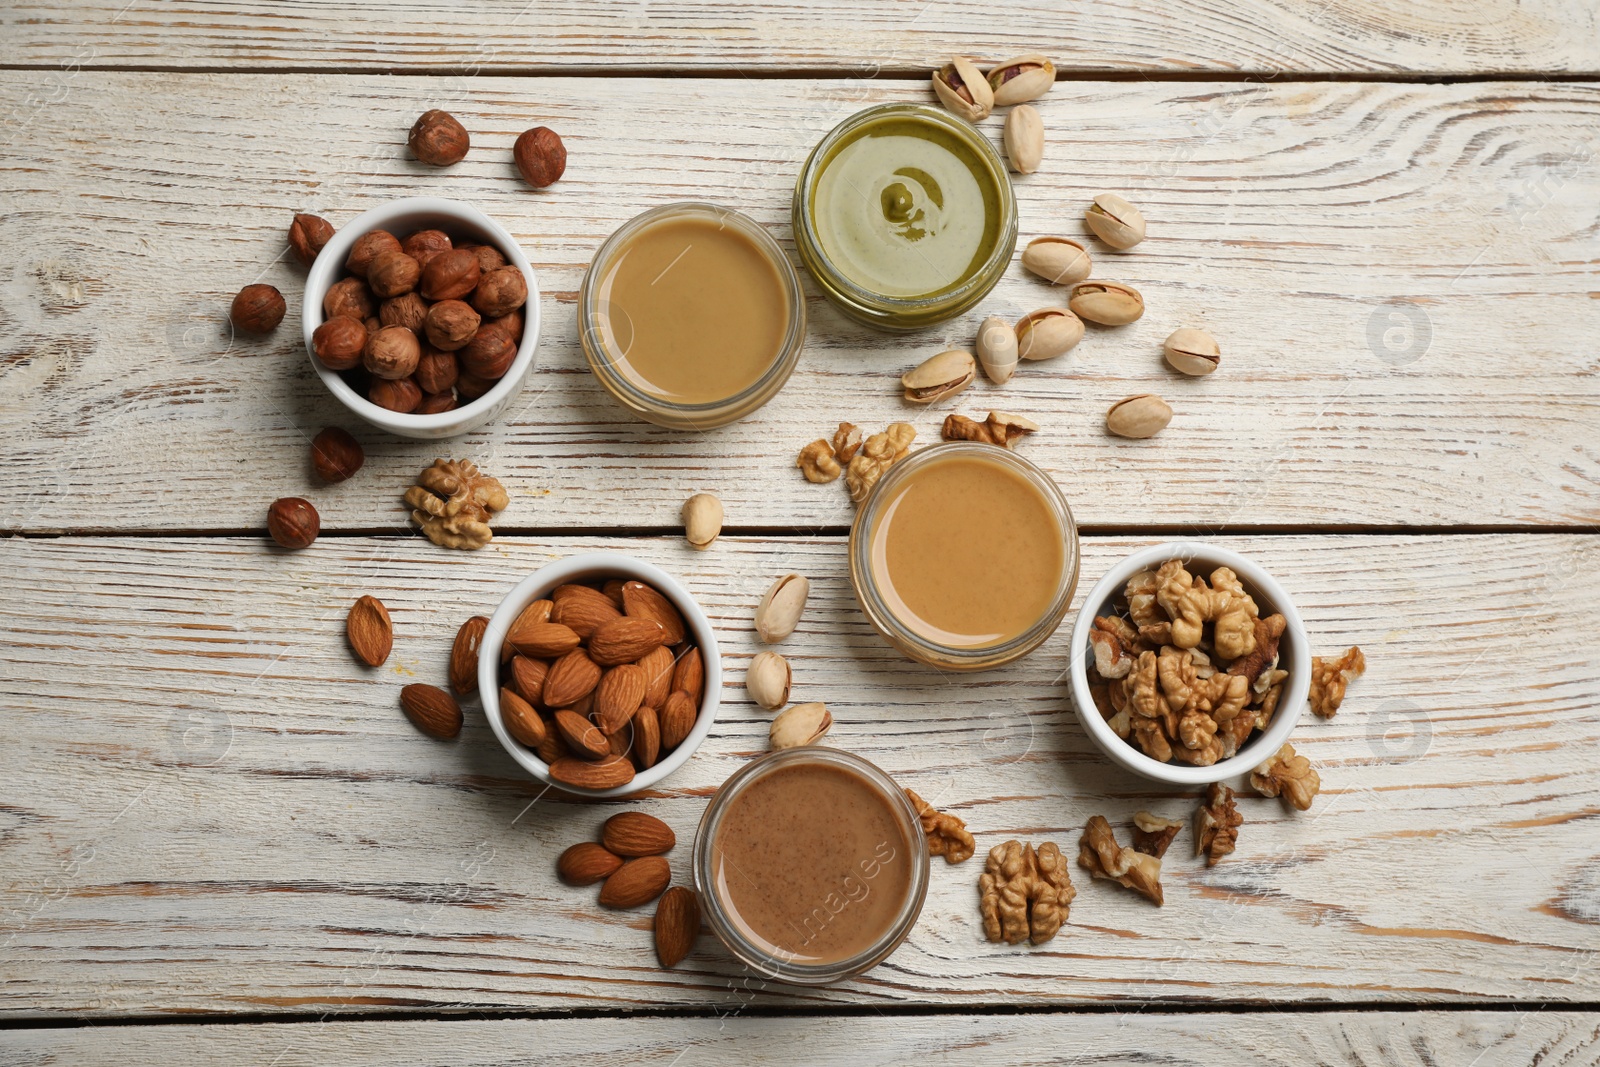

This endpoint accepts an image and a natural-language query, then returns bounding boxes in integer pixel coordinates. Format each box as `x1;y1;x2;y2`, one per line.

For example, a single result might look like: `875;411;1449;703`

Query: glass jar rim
793;103;1018;315
578;201;806;423
849;442;1080;668
691;746;930;985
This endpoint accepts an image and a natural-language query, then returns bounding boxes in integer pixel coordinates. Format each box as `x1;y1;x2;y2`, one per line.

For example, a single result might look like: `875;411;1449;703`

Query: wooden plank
5;0;1598;75
1;532;1596;1017
2;1010;1598;1064
2;74;1597;534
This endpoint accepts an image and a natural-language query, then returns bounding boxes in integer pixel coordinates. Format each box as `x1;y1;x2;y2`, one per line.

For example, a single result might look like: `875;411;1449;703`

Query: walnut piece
832;422;862;463
1089;615;1139;679
1229;613;1287;686
940;410;1039;449
1251;742;1321;810
1310;645;1366;718
979;839;1076;944
1193;783;1242;866
1131;811;1183;858
796;438;841;483
845;422;916;503
1078;815;1163;905
905;789;975;864
404;458;509;550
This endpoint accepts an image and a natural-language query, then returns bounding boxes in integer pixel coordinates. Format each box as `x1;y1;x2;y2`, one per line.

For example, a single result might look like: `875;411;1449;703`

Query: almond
502;598;552;661
634;705;661;768
535;728;570;766
552;582;610;606
550;754;634;791
671;646;704;703
622;581;686;646
500;687;546;748
557;841;622;886
543;648;601;709
551;589;622;638
554;709;609;759
607;717;634;758
598;855;670;908
450;615;489;694
602;811;676;856
638;646;674;709
601;579;627;609
508;620;581;659
509;655;549;706
660;689;697;750
654;886;700;968
589;617;666;666
595;664;647;734
346;595;393;667
400;683;462;739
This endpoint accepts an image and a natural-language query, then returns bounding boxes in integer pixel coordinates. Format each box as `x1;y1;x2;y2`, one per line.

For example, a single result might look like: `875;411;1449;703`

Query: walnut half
979;839;1075;945
1310;645;1366;718
905;789;975;864
404;458;508;550
1193;783;1242;866
1250;742;1321;811
1078;815;1163;906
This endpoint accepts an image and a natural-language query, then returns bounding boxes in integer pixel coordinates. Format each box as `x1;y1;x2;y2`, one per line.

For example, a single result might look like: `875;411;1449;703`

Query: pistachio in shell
1085;193;1146;250
931;56;993;123
1163;327;1220;375
1105;394;1173;439
770;702;832;750
901;348;976;404
1003;104;1043;174
1020;236;1092;287
1015;307;1084;361
987;53;1056;106
975;315;1018;384
1069;281;1145;326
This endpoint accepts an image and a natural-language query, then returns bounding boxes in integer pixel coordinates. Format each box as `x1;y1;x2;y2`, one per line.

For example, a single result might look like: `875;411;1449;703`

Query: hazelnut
310;426;365;483
420;248;481;301
459;325;516;379
471;266;528;318
513;127;567;188
415;346;460;394
267;497;320;549
456;371;494;402
408;109;470;166
323;276;374;321
460;243;506;273
368;376;422;413
345;229;401;278
417;391;458;414
287;213;335;266
367;249;421;298
488;309;523;340
363;315;382;337
379;292;428;333
312;316;368;370
363;325;422;380
401;229;452;268
230;284;286;333
423;298;480;351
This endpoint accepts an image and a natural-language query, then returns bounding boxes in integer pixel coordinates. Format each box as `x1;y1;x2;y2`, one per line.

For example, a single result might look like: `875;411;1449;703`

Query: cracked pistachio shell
1085;193;1146;249
1069;281;1145;325
987;54;1056;106
1163;327;1220;375
1002;104;1043;174
1106;394;1173;439
770;701;832;750
901;348;976;404
975;315;1018;384
745;651;792;710
682;492;723;549
1016;307;1085;361
755;573;809;643
931;56;993;123
1021;237;1092;286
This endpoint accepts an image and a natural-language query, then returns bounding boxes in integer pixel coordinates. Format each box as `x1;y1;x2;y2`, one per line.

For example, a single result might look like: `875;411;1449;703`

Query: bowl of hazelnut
1068;541;1311;786
302;196;540;439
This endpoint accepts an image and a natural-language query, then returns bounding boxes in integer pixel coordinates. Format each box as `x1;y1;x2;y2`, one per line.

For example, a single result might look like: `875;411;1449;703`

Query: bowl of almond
478;553;720;797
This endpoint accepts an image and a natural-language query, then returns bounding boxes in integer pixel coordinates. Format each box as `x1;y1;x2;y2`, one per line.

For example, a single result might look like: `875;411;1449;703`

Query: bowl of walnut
478;552;721;798
1069;542;1311;785
301;196;540;439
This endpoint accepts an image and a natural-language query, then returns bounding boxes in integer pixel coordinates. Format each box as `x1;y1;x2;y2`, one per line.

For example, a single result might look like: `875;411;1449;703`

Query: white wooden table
2;3;1598;1062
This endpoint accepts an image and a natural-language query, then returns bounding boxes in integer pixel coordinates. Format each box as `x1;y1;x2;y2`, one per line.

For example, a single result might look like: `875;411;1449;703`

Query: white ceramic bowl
302;196;540;439
478;552;721;798
1068;541;1311;785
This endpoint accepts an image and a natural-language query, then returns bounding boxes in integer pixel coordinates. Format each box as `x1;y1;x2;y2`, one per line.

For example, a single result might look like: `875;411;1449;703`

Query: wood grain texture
3;1010;1599;1065
4;0;1598;75
1;532;1596;1017
2;74;1597;534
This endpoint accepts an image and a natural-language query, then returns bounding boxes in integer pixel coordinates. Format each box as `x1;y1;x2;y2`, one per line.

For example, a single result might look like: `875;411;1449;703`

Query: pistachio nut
682;492;723;549
1069;281;1145;325
1020;236;1092;286
745;650;792;710
931;56;993;123
1084;193;1146;249
975;315;1018;384
769;701;832;750
1002;104;1043;175
1105;394;1173;439
901;348;976;404
986;53;1056;107
1163;327;1220;375
1015;307;1084;361
755;573;809;643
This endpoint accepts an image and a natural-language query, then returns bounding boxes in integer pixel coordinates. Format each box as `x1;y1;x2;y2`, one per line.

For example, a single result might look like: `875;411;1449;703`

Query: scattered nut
346;594;393;668
845;422;916;504
1085;193;1146;249
654;886;700;968
1310;646;1366;718
1105;394;1172;439
1194;784;1242;865
931;56;993;123
267;497;319;549
682;492;723;549
941;410;1039;449
310;426;364;483
769;701;831;749
832;422;862;463
400;683;463;740
404;458;509;550
979;840;1075;944
745;651;791;710
1003;104;1044;174
906;789;975;863
288;213;335;266
1078;815;1163;905
986;53;1056;106
1250;742;1321;810
230;284;286;333
514;126;567;188
408;109;470;166
975;314;1018;384
1021;236;1092;286
1070;281;1145;325
902;349;976;404
755;573;808;642
797;439;841;483
1163;327;1221;376
1131;811;1183;858
1016;307;1084;360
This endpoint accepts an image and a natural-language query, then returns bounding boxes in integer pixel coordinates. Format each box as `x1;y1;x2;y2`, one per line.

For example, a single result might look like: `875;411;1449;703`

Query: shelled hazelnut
287;214;335;266
472;266;528;318
402;229;452;267
363;325;421;380
420;248;481;302
366;249;421;298
230;284;285;333
312;316;367;370
345;230;401;278
369;377;422;413
408;109;470;166
379;292;429;333
514;127;567;188
323;277;374;322
267;497;320;549
424;299;480;351
310;426;365;483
